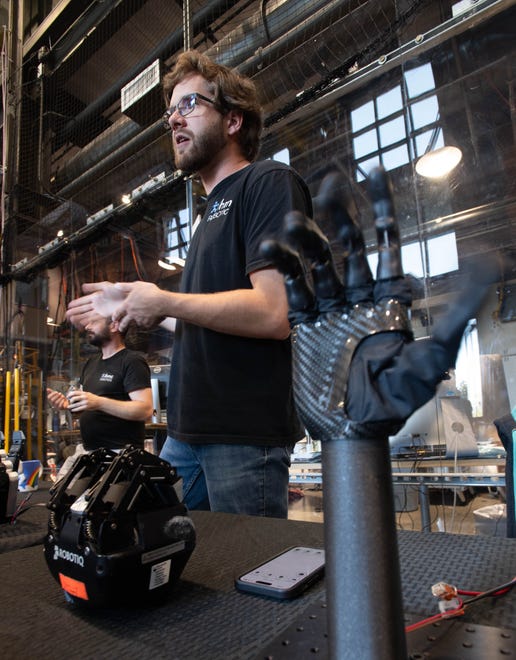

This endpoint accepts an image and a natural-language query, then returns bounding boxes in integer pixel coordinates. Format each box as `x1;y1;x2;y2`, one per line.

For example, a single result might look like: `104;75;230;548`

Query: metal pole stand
322;436;408;659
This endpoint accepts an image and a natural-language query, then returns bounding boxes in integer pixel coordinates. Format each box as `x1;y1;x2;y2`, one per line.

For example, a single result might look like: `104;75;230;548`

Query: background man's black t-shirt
79;348;150;451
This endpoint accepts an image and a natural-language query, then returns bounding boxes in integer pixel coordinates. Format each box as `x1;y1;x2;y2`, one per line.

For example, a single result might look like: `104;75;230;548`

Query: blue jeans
159;437;293;518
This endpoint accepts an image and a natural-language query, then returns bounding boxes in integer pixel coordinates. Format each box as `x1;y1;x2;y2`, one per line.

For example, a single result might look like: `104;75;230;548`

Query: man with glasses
66;50;312;518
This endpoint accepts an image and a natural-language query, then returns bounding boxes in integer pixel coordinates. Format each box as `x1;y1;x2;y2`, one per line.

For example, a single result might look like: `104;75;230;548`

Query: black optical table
1;497;515;659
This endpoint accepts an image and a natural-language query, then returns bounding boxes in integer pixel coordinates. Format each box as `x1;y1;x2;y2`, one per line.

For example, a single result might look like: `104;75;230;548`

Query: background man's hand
46;388;69;411
66;389;100;413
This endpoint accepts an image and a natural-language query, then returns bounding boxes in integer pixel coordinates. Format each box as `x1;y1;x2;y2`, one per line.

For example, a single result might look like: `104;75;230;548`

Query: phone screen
235;546;325;599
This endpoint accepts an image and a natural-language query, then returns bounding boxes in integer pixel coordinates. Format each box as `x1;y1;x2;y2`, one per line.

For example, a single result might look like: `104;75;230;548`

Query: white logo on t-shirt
206;197;233;222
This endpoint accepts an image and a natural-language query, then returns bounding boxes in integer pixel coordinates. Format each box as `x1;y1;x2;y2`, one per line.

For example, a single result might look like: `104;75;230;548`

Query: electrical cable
48;267;68;372
9;491;33;523
89;244;97;282
405;576;516;633
448;427;461;532
460;577;516;603
128;235;146;281
260;0;272;44
10;502;48;524
68;252;76;302
405;599;465;633
456;493;476;535
120;233;124;279
1;25;8;240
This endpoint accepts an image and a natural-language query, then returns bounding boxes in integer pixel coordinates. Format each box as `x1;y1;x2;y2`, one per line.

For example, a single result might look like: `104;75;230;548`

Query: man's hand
260;166;495;442
46;388;69;411
66;389;100;413
110;281;166;331
66;282;127;329
66;281;165;332
66;387;153;421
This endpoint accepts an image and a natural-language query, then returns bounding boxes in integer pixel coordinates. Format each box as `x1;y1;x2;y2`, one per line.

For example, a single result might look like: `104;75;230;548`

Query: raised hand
261;166;493;442
110;281;166;331
66;282;127;329
66;281;166;332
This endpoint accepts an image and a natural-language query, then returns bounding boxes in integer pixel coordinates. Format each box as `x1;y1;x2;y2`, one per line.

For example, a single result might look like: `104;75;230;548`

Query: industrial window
351;63;442;181
367;231;459;279
161;208;190;266
455;321;483;418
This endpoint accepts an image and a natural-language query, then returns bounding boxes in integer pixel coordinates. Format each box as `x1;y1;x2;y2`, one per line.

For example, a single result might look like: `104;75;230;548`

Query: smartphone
235;546;325;599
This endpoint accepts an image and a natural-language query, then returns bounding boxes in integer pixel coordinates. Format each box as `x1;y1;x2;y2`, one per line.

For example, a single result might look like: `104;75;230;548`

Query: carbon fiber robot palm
261;166;492;443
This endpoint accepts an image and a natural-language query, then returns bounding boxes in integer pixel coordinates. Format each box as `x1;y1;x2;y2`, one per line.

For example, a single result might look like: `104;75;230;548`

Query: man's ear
110;319;120;333
226;109;243;136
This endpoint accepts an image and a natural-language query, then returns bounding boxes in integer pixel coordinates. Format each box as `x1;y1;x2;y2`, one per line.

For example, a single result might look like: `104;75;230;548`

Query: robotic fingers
261;166;495;441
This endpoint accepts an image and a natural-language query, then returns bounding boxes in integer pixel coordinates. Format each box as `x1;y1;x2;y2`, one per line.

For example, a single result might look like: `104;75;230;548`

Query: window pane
404;63;436;98
356;155;380;182
414;128;444;157
410;95;439;130
455;324;483;417
272;147;290;165
368;244;424;278
401;242;424;278
165;208;190;255
382;144;409;171
351;100;375;131
377;85;402;119
379;115;406;148
353;128;378;158
427;232;458;276
367;251;378;276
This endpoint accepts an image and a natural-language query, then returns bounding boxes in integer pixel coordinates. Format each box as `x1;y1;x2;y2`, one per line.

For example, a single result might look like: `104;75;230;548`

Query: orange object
59;574;89;600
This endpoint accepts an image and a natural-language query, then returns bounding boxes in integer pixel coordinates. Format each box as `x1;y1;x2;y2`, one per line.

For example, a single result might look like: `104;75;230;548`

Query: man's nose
171;111;185;131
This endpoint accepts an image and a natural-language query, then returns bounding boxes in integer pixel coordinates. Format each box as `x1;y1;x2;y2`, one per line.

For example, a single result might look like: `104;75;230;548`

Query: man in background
47;314;153;469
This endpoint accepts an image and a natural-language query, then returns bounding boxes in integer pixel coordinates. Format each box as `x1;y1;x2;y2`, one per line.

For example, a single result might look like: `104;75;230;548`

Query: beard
173;121;227;174
87;325;111;348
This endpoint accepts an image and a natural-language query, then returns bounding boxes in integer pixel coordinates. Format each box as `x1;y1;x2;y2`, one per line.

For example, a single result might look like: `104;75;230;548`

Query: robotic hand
261;166;493;444
262;166;501;659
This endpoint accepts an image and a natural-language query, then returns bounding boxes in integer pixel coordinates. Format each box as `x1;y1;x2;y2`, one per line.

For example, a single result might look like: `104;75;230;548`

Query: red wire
458;586;513;597
405;600;464;633
129;237;144;280
406;576;516;634
120;234;124;278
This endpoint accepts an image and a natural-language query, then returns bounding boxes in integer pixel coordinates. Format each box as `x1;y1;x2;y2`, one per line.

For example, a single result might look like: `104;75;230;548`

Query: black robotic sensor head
44;446;195;607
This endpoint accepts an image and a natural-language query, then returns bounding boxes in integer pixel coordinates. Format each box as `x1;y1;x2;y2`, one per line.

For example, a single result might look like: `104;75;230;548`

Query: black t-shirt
167;160;312;446
79;348;151;451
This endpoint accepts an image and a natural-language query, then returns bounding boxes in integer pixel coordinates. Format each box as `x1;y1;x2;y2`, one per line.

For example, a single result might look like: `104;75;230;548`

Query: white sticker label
149;559;171;590
141;541;185;565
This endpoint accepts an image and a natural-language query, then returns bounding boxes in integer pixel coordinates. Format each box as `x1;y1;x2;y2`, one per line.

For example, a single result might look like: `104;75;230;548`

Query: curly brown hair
162;50;263;162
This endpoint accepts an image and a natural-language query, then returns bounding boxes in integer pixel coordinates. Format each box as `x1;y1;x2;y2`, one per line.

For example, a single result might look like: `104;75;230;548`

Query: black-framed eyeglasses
162;92;217;129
